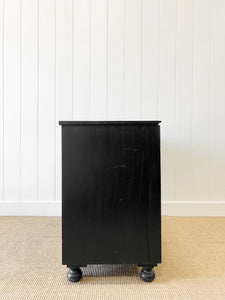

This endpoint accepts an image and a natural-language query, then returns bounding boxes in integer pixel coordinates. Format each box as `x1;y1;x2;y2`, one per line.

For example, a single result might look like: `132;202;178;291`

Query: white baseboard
0;202;224;217
0;202;62;216
162;202;225;216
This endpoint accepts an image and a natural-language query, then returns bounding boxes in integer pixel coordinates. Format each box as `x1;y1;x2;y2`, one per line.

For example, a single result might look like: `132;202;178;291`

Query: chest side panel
61;125;160;265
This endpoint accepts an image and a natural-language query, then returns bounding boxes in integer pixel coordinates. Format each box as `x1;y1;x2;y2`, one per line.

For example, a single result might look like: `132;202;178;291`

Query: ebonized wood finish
59;121;161;282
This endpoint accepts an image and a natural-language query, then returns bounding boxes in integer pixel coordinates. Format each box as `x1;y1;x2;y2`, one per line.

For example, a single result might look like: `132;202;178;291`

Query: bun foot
67;266;82;282
140;267;155;282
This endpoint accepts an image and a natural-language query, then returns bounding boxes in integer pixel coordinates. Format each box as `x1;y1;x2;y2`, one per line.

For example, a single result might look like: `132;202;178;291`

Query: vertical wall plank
55;0;73;202
56;0;73;121
175;0;194;202
192;0;210;201
0;0;3;201
20;0;38;202
107;0;124;120
38;0;55;202
90;0;107;120
124;0;142;120
158;0;177;202
4;0;21;202
73;0;90;120
142;0;159;120
210;0;225;201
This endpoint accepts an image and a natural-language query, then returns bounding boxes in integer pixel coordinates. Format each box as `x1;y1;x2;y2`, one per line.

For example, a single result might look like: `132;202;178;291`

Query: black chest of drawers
59;121;161;282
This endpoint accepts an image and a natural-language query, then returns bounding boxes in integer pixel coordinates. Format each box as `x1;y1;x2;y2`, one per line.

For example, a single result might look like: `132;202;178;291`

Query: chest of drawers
59;121;161;282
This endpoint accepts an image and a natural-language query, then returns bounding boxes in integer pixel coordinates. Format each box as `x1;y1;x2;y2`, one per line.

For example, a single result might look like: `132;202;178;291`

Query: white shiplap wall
0;0;225;216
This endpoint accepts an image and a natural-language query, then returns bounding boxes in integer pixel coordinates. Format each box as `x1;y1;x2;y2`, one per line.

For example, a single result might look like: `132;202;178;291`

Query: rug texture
0;216;224;299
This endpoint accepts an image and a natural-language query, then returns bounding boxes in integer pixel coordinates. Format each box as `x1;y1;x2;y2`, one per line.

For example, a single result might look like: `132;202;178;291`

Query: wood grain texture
61;123;161;265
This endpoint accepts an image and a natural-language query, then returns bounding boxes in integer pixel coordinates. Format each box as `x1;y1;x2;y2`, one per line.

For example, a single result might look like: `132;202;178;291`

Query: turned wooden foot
140;266;155;282
67;266;82;282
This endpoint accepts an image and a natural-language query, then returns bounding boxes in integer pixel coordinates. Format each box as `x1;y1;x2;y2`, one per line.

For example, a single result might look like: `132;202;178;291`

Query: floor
0;216;224;300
